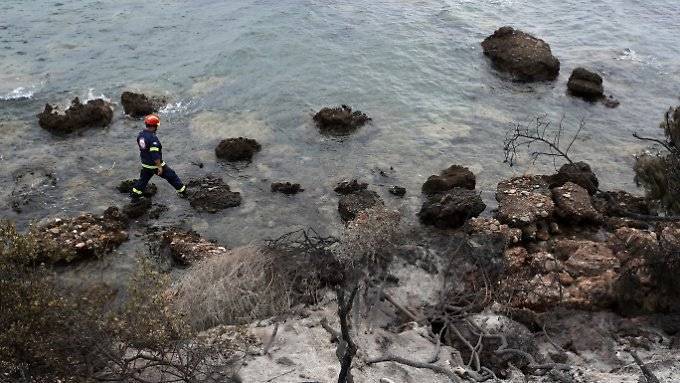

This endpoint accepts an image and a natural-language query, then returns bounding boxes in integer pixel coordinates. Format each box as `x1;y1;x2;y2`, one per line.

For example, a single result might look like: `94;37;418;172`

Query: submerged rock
334;179;368;195
567;67;604;100
388;185;406;197
122;196;153;219
313;105;371;134
10;166;57;213
215;137;261;161
419;188;486;229
338;189;383;222
186;175;241;213
38;97;113;133
120;91;166;118
37;207;128;263
481;26;560;82
422;165;476;195
117;179;157;197
271;182;304;195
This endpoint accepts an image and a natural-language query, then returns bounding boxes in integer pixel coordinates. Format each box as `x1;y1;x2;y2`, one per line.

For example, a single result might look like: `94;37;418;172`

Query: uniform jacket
137;129;163;167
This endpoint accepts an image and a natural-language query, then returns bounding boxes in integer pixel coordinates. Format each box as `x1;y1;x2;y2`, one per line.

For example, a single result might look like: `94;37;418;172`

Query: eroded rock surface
567;67;604;100
465;217;522;245
502;239;619;310
495;176;554;239
419;188;486;229
38;97;113;133
215;137;261;161
548;161;599;194
160;229;228;266
481;26;560;81
313;105;370;134
120;91;166;118
186;176;241;213
421;165;475;195
37;207;128;263
552;182;602;224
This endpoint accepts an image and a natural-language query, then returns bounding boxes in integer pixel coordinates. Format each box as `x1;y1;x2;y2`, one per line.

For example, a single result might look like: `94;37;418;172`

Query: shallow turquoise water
1;0;680;247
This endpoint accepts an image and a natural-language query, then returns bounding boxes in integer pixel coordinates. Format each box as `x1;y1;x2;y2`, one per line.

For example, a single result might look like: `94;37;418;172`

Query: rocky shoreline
4;26;678;383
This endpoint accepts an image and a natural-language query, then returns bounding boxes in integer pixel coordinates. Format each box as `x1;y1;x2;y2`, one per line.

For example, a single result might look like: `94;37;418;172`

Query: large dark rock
186;176;241;213
10;167;57;213
481;26;560;82
313;105;371;135
271;182;304;195
419;188;486;229
548;161;599;195
338;189;383;222
117;179;157;197
38;97;113;133
422;165;476;195
567;68;604;100
215;137;261;161
121;91;166;118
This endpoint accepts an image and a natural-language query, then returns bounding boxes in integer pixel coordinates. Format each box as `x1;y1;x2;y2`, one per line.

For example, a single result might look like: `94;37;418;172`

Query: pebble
49;227;60;234
75;242;85;249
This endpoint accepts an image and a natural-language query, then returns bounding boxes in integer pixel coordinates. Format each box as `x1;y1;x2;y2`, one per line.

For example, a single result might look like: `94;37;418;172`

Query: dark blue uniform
132;129;185;196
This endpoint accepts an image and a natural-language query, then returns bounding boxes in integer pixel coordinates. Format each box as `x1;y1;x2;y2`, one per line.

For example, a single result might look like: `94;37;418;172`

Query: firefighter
131;114;187;199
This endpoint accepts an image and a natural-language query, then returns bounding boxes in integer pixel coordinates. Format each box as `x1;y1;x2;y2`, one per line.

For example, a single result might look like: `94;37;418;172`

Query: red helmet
144;114;160;126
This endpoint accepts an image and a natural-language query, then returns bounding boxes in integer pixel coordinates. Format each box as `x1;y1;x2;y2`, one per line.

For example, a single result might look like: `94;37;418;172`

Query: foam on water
86;88;111;103
159;100;192;115
1;87;34;101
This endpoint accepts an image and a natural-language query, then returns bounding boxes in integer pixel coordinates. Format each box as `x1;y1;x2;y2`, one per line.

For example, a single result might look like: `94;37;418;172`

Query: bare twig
382;292;422;322
426;326;445;364
503;115;582;167
633;132;674;153
366;354;463;383
628;349;661;383
263;368;295;382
